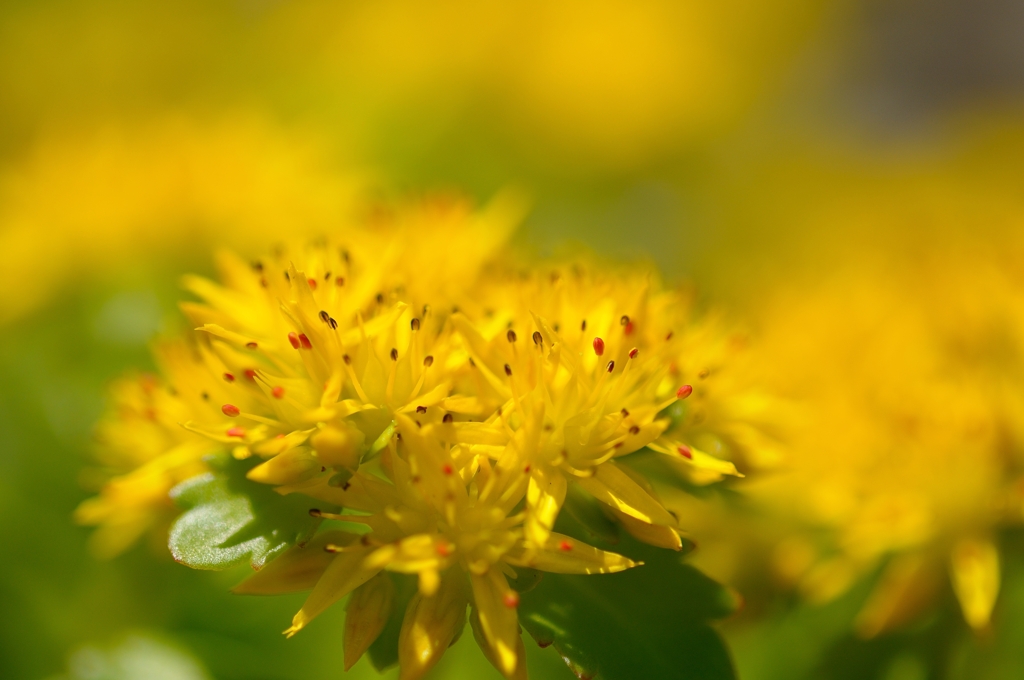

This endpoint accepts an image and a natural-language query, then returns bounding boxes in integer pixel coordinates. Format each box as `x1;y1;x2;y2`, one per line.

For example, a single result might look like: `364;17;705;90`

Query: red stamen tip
298;333;312;349
523;464;531;473
307;278;317;289
442;464;454;476
244;369;257;380
593;337;605;356
436;542;452;557
624;321;634;335
559;540;573;552
222;404;240;417
287;332;300;349
226;427;246;438
245;341;258;349
629;347;639;359
271;386;285;399
503;591;520;608
678;445;693;459
676;385;693;399
223;372;235;382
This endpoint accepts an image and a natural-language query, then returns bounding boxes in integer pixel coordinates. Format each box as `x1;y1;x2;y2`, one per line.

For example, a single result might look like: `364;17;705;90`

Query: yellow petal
504;533;640;575
234;531;357;595
612;509;683;551
470;606;528;680
275;472;401;514
311;423;365;470
398;569;468;680
366;533;451;575
854;553;941;638
344;572;396;671
576;461;675;526
951;537;1001;630
418;569;441;597
284;545;379;637
648;440;742;483
397;381;451;413
525;466;567;547
469;568;521;677
246;447;321;485
195;322;260;349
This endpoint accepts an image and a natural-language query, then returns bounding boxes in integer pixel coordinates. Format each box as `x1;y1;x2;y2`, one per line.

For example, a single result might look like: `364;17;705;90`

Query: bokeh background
3;1;1024;678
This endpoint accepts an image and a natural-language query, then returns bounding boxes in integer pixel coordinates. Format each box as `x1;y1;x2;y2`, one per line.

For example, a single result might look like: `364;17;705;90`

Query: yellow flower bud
312;423;365;470
246;447;320;485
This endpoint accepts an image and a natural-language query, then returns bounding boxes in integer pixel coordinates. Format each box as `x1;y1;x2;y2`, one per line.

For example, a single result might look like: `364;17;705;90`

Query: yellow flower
239;416;636;679
74;342;221;558
80;199;756;677
0;116;362;323
695;239;1024;635
649;313;787;484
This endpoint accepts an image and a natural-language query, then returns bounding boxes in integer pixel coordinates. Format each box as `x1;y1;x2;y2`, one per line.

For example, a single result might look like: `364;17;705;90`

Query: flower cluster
77;197;748;678
682;233;1024;637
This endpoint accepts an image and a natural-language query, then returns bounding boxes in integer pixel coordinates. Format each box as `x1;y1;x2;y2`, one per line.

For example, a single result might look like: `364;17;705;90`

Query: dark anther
376;293;385;304
504;364;513;376
629;426;640;435
532;331;543;346
390;348;398;361
329;317;338;329
620;315;630;326
507;329;517;343
423;355;434;367
411;318;421;331
252;261;263;272
416;405;427;414
607;361;615;373
581;319;587;331
319;310;330;323
342;354;351;365
443;413;453;423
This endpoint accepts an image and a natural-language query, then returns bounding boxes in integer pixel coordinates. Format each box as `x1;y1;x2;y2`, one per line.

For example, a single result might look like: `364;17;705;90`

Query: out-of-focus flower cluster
678;131;1024;637
76;195;761;679
0;116;362;323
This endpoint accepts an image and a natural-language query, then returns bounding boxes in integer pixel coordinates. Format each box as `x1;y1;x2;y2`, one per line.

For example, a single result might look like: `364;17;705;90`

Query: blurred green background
3;1;1024;678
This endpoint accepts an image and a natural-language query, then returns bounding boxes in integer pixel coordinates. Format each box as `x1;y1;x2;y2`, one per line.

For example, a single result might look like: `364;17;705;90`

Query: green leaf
518;514;738;680
168;457;328;571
